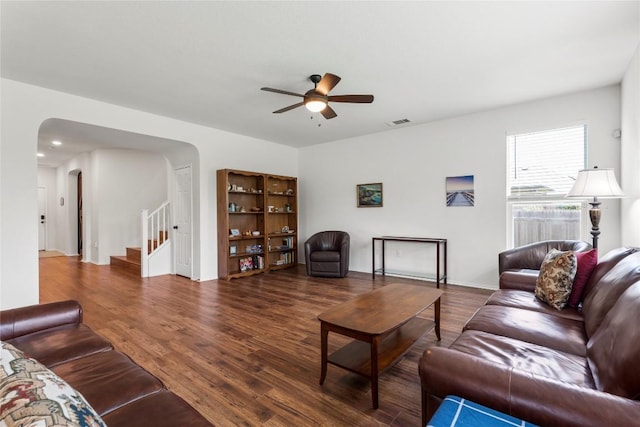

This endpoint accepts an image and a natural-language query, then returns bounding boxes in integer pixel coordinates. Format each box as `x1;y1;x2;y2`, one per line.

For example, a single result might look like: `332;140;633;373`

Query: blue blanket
428;395;538;427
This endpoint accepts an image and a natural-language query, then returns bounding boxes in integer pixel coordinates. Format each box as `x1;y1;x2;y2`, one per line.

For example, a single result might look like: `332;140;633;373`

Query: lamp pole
587;196;601;249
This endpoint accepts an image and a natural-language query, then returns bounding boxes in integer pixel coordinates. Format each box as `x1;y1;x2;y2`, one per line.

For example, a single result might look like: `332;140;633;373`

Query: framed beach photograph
357;182;383;207
229;228;241;237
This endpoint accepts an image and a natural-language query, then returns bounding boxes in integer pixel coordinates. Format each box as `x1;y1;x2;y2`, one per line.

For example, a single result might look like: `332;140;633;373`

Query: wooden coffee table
318;283;442;409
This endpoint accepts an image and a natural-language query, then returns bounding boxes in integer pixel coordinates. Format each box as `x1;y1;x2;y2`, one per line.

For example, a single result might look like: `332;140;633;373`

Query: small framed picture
357;183;383;207
229;245;237;255
229;228;240;237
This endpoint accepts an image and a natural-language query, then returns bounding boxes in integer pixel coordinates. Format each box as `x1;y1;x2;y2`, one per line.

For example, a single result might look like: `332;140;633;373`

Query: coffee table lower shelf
327;317;434;377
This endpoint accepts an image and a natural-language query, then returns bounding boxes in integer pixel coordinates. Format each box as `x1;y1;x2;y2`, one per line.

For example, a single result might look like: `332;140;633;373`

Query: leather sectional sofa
419;246;640;426
1;300;212;426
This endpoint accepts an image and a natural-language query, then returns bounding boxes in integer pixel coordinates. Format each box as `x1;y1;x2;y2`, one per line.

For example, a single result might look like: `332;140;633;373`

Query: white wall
299;86;623;289
621;46;640;247
0;78;297;310
93;149;168;264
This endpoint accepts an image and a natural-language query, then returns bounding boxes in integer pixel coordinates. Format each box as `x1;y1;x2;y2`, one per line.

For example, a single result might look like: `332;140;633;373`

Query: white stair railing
141;201;170;277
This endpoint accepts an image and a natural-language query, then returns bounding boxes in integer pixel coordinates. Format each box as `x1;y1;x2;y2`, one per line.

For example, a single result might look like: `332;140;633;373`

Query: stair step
110;253;141;274
127;247;141;260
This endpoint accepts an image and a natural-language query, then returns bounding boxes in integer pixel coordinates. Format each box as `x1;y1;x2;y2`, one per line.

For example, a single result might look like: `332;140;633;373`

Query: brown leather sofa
498;240;592;291
419;247;640;427
1;300;212;426
304;230;350;277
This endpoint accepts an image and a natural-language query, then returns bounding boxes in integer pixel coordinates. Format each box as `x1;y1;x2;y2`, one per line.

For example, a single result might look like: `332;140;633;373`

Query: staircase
109;231;169;274
110;202;171;276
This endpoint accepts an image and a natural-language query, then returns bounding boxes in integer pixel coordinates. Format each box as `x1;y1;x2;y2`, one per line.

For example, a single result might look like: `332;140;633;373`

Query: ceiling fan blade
321;105;337;119
328;94;374;103
315;73;341;95
273;102;304;114
261;87;304;98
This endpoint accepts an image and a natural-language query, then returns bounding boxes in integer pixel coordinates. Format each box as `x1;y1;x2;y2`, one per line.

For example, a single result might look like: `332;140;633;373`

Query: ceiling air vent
385;118;411;127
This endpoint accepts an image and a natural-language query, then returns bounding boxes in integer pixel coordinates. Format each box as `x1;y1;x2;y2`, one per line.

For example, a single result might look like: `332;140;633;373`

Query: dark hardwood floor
39;257;491;426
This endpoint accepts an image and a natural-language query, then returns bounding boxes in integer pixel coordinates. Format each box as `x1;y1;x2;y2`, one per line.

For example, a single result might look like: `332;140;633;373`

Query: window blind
507;125;586;198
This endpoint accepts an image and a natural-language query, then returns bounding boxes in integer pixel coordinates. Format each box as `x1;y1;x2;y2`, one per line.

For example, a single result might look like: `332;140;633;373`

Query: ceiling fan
261;73;374;119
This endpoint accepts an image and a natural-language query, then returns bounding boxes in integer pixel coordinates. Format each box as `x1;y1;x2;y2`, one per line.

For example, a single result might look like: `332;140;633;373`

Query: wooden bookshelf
217;169;297;280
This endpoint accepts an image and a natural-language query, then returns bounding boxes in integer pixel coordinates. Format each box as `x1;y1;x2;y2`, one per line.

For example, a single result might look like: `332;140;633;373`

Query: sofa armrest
420;346;640;427
498;269;539;291
419;347;513;421
0;300;83;341
509;368;640;427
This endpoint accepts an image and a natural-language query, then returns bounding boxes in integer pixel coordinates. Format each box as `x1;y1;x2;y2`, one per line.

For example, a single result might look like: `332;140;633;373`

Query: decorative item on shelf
231;184;237;191
282;226;289;233
285;203;291;212
238;206;246;212
251;230;260;236
229;245;237;255
250;206;261;212
268;205;275;213
246;244;263;253
243;230;252;236
229;202;236;212
228;183;232;191
285;189;294;196
236;186;244;192
239;257;253;272
567;166;624;249
229;228;241;237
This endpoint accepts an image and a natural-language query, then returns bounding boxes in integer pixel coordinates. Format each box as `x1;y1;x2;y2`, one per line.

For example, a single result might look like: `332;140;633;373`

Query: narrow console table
372;236;447;288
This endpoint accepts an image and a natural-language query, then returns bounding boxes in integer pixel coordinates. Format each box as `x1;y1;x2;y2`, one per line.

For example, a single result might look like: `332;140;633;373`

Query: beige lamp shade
567;167;624;198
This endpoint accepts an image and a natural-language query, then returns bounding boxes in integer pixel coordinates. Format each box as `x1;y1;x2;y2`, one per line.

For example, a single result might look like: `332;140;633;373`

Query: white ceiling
2;1;639;167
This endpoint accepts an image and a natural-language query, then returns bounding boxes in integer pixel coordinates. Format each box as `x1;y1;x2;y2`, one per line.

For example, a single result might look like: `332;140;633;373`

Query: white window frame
506;124;588;248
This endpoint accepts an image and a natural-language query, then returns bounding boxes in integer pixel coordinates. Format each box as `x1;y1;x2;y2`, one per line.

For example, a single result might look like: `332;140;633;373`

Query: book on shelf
239;257;253;272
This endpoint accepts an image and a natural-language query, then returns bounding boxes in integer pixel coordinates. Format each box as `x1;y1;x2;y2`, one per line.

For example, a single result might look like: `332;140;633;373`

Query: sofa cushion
464;305;587;356
582;252;640;338
7;323;113;367
534;249;577;310
450;330;595;388
51;350;165;416
485;290;583;321
587;281;640;398
1;341;106;427
568;249;598;308
101;389;212;427
309;250;341;262
580;247;639;302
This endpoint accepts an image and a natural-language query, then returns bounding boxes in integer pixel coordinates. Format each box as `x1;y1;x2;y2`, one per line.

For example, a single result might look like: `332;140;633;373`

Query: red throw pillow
568;249;598;308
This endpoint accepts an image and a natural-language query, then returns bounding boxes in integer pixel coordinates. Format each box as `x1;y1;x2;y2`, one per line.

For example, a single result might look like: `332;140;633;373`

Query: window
507;125;586;247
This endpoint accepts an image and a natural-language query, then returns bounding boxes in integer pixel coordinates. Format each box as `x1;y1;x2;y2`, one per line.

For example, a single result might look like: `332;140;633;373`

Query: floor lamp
567;166;624;250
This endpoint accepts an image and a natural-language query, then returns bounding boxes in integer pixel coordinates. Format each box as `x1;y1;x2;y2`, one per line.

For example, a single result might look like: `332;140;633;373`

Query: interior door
174;165;192;277
38;187;46;250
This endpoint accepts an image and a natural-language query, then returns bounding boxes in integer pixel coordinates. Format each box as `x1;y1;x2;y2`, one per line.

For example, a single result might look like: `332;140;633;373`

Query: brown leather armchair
304;231;350;278
498;239;592;291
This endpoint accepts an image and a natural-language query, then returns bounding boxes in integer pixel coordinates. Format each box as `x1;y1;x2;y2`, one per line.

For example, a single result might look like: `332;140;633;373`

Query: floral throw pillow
534;249;577;310
1;340;106;427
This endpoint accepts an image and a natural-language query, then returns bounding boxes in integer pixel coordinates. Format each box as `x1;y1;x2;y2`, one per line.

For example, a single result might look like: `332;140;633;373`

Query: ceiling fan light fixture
305;99;327;112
